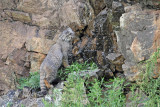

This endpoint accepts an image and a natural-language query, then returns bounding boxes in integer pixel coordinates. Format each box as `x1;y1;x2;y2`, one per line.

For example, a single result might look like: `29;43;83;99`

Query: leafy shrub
130;48;160;106
42;98;54;107
139;48;160;106
104;78;126;107
60;62;126;107
87;78;104;106
61;74;86;107
60;62;97;107
17;72;40;89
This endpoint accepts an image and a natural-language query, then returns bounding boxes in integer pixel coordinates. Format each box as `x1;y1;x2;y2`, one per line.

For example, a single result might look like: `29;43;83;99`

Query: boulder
71;69;103;79
116;4;160;81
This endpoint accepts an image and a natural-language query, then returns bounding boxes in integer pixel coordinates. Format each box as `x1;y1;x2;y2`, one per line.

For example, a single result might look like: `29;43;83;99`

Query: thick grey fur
38;27;75;96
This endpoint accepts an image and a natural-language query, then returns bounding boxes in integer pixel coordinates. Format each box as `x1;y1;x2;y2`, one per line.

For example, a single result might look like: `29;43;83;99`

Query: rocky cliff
0;0;160;96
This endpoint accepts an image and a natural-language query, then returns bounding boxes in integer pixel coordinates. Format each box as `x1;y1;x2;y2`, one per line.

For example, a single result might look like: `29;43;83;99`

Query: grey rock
14;98;44;107
106;53;121;61
14;89;23;99
115;4;160;81
126;89;148;107
71;69;102;79
0;0;16;10
22;87;31;98
124;4;142;13
0;97;3;106
112;1;122;10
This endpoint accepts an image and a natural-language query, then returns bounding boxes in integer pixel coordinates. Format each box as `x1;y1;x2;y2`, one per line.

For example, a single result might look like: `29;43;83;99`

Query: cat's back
40;43;63;70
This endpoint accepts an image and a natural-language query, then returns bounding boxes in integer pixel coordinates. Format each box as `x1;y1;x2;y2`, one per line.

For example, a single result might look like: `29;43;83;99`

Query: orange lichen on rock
153;11;160;50
130;37;144;61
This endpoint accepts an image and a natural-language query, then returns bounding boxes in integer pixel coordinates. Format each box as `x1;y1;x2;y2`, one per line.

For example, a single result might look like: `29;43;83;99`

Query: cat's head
59;27;75;42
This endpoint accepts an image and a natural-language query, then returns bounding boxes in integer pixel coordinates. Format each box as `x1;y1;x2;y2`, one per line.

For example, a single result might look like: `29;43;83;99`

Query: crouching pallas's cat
38;27;75;96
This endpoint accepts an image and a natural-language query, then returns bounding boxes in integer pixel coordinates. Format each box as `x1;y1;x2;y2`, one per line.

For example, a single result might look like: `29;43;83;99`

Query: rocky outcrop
0;0;95;95
15;0;95;29
1;0;160;95
0;0;122;95
0;68;101;107
116;3;160;81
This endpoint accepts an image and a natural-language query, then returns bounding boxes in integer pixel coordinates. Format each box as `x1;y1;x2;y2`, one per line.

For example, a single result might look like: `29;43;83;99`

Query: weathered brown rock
130;37;144;61
5;48;26;66
0;80;10;96
72;46;79;56
97;51;104;66
124;4;142;13
4;48;30;77
106;53;124;72
88;0;106;15
17;0;94;29
91;38;97;50
17;0;50;14
0;21;38;59
4;10;32;23
80;37;89;49
0;66;17;95
30;52;46;72
0;21;42;94
25;37;56;54
0;0;16;10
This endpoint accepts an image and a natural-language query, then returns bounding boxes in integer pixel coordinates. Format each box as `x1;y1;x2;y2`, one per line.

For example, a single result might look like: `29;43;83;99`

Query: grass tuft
17;72;40;89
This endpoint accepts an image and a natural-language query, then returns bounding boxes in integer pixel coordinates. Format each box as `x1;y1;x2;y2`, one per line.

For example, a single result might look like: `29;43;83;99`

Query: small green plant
130;48;160;107
7;102;12;107
87;78;104;106
104;78;126;107
59;62;126;107
60;62;98;107
58;61;98;80
21;104;25;107
61;74;86;107
86;77;126;107
17;72;40;89
139;48;160;106
42;88;63;107
42;99;54;107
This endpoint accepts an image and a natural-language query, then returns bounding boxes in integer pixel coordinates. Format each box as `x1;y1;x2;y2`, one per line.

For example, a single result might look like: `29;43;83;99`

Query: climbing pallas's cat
38;27;75;96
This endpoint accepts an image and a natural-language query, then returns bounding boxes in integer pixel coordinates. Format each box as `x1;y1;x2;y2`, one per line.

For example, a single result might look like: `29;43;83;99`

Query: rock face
16;0;94;29
0;0;160;95
116;4;160;81
0;0;96;95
